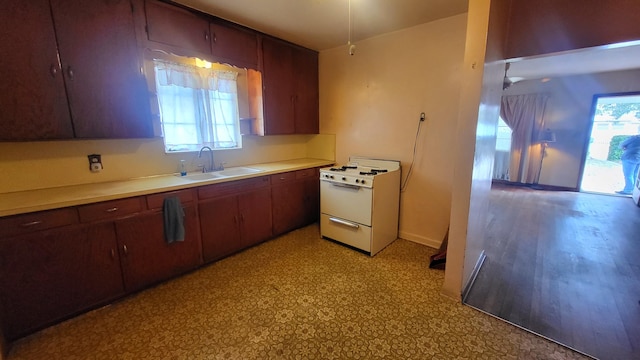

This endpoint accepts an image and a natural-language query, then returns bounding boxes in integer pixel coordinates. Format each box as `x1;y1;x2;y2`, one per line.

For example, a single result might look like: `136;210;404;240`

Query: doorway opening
580;92;640;194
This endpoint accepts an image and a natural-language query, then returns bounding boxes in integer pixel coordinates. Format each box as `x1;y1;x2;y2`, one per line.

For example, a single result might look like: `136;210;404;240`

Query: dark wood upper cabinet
293;48;320;134
262;37;296;135
0;0;153;141
261;37;319;135
145;0;211;56
51;0;152;138
0;0;73;140
210;21;258;69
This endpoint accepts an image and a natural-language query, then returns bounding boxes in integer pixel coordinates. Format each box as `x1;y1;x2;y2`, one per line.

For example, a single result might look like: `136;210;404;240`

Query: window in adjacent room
153;58;242;152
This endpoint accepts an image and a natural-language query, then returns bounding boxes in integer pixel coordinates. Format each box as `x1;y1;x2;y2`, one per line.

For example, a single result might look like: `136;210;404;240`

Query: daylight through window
153;59;241;152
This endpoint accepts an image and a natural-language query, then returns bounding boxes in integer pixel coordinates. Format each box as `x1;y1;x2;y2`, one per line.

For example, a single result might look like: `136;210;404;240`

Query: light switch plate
88;154;102;173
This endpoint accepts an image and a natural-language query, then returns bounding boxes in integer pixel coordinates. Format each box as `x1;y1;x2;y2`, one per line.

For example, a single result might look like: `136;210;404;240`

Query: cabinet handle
212;32;216;43
205;31;211;41
105;207;119;213
123;244;128;255
20;220;43;227
110;248;115;259
50;65;58;77
67;66;74;80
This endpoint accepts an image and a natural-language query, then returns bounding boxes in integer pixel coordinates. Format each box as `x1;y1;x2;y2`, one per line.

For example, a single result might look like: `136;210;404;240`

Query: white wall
504;69;640;189
319;14;467;248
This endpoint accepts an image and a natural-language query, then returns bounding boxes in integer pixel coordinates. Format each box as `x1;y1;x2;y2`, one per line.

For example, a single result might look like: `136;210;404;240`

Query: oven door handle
329;217;360;229
329;182;361;190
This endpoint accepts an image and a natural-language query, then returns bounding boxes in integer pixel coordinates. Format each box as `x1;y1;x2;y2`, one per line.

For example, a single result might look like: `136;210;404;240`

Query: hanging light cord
401;119;424;192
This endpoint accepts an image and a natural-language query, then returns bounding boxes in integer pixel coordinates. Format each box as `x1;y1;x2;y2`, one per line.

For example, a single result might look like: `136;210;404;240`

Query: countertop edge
0;158;334;217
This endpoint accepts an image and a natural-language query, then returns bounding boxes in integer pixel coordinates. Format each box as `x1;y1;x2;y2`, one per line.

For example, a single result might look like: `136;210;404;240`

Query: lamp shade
538;128;556;143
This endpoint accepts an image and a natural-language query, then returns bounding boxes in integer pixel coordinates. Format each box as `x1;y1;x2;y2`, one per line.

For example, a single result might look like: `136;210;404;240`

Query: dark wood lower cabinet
0;169;319;341
115;205;202;292
199;186;272;263
0;223;124;340
272;169;320;236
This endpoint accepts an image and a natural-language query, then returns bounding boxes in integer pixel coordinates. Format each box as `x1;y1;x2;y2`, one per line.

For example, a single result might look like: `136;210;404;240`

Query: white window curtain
500;94;549;183
153;60;240;151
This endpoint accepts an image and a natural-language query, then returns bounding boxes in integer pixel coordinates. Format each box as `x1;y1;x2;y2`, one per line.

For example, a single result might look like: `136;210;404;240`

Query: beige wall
0;134;335;194
319;14;467;248
504;69;640;189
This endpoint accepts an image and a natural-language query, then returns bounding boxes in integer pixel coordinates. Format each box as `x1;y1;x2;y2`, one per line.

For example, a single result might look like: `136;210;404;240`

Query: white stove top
320;156;400;188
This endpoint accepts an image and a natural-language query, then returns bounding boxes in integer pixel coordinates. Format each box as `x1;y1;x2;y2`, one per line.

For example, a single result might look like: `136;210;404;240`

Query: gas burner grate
330;165;358;172
359;169;388;175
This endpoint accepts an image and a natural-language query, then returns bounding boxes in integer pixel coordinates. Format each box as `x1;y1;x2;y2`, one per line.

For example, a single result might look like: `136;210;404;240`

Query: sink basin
216;167;263;177
178;172;224;181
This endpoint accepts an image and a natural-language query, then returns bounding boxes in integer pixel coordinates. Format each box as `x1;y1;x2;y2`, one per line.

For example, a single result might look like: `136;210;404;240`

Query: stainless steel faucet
198;146;214;173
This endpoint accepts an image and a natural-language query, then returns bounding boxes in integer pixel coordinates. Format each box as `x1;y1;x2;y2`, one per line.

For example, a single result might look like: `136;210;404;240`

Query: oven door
320;180;372;226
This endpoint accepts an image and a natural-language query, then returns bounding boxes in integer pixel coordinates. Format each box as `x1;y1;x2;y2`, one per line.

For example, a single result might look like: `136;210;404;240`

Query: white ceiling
507;41;640;82
174;0;468;51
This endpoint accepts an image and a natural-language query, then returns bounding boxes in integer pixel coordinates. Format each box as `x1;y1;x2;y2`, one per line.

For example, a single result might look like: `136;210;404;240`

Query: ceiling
174;0;469;51
507;41;640;82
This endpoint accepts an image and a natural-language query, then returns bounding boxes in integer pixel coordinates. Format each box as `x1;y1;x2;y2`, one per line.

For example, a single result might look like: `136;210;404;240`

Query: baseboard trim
462;250;486;302
398;231;441;249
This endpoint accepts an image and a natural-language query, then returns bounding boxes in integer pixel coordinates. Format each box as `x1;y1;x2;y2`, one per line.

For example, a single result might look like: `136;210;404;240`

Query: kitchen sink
178;167;263;181
178;172;225;181
215;167;263;177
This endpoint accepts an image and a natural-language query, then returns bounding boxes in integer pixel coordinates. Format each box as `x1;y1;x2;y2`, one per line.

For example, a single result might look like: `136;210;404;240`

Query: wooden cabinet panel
239;188;272;248
0;207;78;238
210;21;258;69
0;223;124;340
145;0;211;55
293;49;320;134
262;37;296;135
0;0;73;140
199;176;272;262
199;195;241;262
261;37;319;135
50;0;152;138
77;197;145;223
272;169;320;236
115;205;202;292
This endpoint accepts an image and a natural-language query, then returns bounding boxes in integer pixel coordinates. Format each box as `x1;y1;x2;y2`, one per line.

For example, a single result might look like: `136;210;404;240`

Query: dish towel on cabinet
163;196;185;243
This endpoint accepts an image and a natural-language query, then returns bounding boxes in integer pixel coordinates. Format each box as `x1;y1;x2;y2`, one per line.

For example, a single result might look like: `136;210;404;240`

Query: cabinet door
145;0;211;55
293;48;319;134
199;196;241;262
302;175;320;225
271;174;306;236
50;0;152;138
0;223;124;340
261;37;295;135
210;22;258;69
115;205;202;292
239;187;273;248
0;0;73;140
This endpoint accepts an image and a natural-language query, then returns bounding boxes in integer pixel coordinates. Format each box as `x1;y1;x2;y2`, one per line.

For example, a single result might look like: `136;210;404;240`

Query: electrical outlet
88;154;103;172
420;112;426;121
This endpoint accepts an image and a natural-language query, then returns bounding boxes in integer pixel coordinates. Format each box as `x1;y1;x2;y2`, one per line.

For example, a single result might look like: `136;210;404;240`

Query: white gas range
319;156;401;256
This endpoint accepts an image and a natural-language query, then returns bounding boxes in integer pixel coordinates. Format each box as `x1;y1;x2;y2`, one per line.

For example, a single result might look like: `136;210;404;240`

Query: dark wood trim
491;179;576;192
462;250;486;303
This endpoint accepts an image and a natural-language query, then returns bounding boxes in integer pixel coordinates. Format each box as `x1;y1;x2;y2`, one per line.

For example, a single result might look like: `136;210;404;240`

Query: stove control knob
355;179;360;183
330;175;334;179
342;177;346;181
361;180;366;184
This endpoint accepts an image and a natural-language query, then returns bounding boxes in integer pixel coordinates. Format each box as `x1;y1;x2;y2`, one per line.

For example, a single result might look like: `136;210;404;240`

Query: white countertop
0;158;333;217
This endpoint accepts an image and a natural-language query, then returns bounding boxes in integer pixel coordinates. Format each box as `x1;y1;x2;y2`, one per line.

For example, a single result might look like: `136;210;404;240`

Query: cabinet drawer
296;168;317;179
270;171;295;185
0;208;78;238
198;176;270;200
77;197;145;223
146;189;195;210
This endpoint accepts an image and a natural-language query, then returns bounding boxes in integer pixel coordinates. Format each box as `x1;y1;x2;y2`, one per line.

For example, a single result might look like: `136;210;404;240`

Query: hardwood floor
465;183;640;360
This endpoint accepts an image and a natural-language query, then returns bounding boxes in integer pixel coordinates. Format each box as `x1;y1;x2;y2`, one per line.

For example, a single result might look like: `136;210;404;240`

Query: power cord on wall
400;113;426;192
